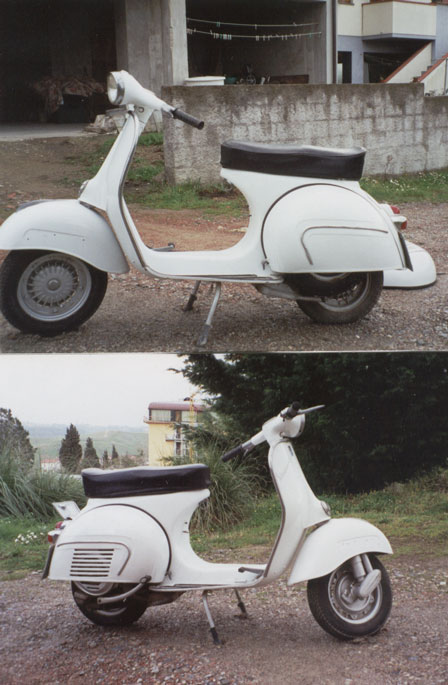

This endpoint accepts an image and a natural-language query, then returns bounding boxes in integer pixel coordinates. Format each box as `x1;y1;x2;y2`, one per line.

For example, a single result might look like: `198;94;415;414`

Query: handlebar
171;108;204;130
221;444;246;463
280;402;325;419
221;403;325;462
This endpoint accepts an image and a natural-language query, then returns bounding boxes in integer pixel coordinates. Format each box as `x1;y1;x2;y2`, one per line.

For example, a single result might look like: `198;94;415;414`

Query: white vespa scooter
44;403;393;644
0;72;435;345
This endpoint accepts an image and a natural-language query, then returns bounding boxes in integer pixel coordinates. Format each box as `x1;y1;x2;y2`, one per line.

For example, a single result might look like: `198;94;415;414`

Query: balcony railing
363;1;436;40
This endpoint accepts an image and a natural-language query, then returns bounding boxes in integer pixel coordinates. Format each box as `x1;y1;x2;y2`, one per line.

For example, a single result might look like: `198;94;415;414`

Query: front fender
0;200;129;273
287;518;392;585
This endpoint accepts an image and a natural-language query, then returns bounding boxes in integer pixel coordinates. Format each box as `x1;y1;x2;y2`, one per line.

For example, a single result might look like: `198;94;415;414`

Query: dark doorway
0;0;116;123
338;51;352;83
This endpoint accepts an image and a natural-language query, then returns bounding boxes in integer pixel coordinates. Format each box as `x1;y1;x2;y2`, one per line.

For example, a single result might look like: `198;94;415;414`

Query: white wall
162;82;448;182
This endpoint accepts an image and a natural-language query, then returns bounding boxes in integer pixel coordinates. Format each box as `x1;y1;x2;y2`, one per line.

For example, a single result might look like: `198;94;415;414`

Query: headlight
107;72;125;106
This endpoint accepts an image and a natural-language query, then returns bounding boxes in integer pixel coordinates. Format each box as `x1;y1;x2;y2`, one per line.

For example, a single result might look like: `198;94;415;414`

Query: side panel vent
70;548;115;578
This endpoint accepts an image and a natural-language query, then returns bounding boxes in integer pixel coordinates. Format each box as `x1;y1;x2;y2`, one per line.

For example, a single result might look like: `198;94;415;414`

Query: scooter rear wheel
0;250;107;336
296;272;383;324
71;582;148;627
307;554;392;640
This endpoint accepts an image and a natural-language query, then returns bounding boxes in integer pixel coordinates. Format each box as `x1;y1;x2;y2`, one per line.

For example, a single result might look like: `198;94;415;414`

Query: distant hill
25;423;148;460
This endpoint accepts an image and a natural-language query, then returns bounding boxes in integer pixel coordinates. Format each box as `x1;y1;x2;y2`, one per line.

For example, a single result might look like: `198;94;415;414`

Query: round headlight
107;72;125;106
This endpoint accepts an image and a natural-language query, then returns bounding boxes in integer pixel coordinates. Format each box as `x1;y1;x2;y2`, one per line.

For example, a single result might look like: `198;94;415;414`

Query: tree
0;408;35;469
59;424;82;473
111;444;119;467
102;449;109;469
80;437;100;470
182;353;448;493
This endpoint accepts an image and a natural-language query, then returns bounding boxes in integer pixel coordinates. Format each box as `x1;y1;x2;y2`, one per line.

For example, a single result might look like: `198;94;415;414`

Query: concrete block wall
162;83;448;183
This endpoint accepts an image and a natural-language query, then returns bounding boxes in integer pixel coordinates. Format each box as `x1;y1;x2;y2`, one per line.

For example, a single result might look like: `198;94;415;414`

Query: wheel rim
328;566;382;624
17;253;92;321
317;274;371;312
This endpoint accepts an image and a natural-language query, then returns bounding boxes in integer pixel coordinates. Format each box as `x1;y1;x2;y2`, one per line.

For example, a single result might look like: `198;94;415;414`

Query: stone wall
162;83;448;183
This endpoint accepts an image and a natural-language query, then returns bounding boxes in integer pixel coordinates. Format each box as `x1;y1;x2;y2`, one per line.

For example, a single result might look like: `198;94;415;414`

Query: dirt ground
0;136;447;352
0;550;447;684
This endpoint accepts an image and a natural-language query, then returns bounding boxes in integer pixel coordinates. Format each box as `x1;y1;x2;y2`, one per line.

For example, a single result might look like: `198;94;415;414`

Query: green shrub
167;441;260;532
0;452;85;521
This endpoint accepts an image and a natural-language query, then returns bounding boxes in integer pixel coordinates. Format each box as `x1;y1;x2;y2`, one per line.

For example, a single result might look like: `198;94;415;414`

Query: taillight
48;521;64;544
390;205;408;231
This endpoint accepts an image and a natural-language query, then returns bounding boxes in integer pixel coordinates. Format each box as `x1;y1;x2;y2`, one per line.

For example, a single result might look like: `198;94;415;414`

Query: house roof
148;402;205;412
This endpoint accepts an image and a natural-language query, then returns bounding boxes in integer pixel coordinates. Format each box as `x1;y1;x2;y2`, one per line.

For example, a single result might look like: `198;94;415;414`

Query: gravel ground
0;203;447;353
0;553;447;684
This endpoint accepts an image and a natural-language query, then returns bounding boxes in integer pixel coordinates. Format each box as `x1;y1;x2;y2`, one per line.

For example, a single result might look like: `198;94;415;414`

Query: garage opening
0;0;116;124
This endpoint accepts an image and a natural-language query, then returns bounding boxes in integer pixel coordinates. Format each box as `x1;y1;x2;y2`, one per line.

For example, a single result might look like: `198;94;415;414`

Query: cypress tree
80;437;100;469
59;424;82;473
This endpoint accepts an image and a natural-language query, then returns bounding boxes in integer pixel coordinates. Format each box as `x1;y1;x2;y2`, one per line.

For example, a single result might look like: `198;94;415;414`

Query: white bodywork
49;504;170;583
0;70;435;291
0;200;129;274
48;408;392;592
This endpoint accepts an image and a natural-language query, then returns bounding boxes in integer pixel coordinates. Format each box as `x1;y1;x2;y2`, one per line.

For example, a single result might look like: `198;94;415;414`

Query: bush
0;451;85;521
168;440;260;532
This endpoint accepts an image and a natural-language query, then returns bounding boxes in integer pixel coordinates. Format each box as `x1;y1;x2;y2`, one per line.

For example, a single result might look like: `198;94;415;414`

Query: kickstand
184;280;201;312
202;591;222;645
234;589;248;619
196;282;222;347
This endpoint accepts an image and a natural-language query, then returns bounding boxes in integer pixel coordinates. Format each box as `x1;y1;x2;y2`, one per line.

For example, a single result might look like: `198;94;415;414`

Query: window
150;409;171;422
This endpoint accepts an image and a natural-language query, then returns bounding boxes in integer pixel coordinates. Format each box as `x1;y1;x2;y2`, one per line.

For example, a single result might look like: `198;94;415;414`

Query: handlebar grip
172;108;204;130
221;444;245;463
281;401;301;419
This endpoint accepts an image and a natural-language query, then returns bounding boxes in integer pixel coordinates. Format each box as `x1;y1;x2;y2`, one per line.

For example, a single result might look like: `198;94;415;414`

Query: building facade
144;401;204;466
338;0;448;93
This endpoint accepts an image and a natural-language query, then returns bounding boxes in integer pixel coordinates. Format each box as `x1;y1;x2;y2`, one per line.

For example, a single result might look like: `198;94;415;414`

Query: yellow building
144;401;204;466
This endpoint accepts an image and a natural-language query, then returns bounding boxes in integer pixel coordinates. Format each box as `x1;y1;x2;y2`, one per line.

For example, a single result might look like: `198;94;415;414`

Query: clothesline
187;28;322;41
187;18;319;29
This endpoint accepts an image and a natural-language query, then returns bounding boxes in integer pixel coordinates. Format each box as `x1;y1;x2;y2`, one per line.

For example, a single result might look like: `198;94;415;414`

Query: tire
307;554;392;640
71;582;148;627
0;250;108;336
296;272;383;324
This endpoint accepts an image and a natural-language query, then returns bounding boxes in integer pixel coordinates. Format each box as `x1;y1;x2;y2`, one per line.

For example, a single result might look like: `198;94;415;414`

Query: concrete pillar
114;0;188;94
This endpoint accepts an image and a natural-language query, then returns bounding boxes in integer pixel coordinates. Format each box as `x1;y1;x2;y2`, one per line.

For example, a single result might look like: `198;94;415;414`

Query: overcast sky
0;354;199;428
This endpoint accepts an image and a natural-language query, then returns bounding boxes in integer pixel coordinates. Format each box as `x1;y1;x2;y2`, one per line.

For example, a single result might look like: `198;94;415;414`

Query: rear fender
262;184;408;274
287;517;392;585
0;200;129;273
48;504;170;583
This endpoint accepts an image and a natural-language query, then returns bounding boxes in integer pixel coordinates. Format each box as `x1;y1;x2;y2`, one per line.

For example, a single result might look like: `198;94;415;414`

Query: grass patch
0;517;56;580
131;181;247;216
360;168;448;203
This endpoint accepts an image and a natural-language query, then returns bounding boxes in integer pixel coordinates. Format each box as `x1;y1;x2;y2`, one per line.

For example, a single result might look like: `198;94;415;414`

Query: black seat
220;140;366;181
82;464;211;498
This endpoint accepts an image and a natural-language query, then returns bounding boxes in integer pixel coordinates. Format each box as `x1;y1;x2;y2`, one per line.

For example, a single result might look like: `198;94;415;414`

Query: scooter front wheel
0;250;107;336
296;272;383;324
71;582;148;627
307;554;392;640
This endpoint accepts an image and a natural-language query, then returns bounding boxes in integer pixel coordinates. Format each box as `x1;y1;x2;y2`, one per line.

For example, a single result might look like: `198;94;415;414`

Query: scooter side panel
49;504;170;583
287;517;392;585
0;200;129;274
263;184;407;273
